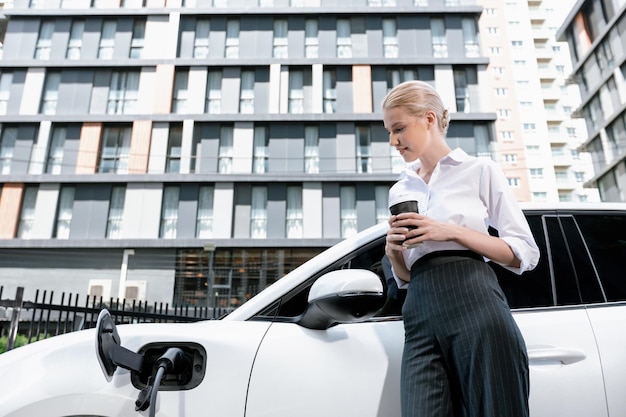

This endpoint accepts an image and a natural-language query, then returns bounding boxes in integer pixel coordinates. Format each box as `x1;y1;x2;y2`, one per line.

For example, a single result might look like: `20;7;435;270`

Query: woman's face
383;106;430;163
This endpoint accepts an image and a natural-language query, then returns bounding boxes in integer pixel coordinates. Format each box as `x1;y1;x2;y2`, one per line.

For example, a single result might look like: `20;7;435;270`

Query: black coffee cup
389;200;418;230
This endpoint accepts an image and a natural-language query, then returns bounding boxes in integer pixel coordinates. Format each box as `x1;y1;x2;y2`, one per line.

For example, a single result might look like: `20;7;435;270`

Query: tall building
558;0;626;202
0;0;538;308
478;0;599;203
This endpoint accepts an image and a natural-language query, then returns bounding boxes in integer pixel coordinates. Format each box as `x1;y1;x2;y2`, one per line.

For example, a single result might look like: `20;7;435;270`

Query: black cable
149;366;166;417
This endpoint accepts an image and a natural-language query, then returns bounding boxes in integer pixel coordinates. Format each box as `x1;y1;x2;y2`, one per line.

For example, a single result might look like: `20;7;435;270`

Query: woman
383;80;539;417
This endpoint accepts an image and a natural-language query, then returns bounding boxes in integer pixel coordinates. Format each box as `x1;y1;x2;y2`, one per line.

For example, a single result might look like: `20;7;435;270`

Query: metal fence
0;286;230;352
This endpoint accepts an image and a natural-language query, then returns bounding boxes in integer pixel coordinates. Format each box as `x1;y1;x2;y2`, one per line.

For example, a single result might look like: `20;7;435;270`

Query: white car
1;202;625;417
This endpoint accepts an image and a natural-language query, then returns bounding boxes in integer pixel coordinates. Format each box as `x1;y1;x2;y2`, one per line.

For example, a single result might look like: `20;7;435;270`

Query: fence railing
0;286;231;352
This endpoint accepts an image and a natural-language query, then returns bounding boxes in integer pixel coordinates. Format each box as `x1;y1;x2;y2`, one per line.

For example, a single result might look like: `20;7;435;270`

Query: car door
497;213;608;417
571;211;626;417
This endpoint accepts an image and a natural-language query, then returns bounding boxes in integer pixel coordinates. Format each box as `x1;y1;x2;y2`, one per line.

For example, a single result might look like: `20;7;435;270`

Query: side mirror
297;269;385;330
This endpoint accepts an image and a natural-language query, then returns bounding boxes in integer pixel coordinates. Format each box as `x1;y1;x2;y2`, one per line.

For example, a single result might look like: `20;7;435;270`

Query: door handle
527;347;586;365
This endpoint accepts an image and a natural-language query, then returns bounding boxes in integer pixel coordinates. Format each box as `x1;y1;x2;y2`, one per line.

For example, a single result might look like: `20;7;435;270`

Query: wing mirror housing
297;269;385;330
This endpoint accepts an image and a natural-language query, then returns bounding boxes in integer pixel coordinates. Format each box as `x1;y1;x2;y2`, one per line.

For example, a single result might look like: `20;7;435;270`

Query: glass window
273;19;288;58
172;70;189;114
130;19;145;59
0;72;12;115
106;186;125;238
286;185;303;238
66;20;84;60
54;186;75;239
240;70;255;114
160;186;180;239
461;17;479;57
107;71;139;114
323;69;336;113
0;126;17;175
304;19;318;58
225;19;240;58
166;124;183;173
218;125;233;173
356;125;372;173
304;125;319;174
17;186;38;239
99;125;131;173
253;126;268;173
250;186;267;239
194;19;210;59
336;19;352;58
382;18;398;58
453;67;476;112
35;20;54;60
431;18;447;58
98;20;116;59
46;125;67;174
196;185;214;238
205;69;222;114
288;70;304;114
340;185;357;238
375;185;389;224
40;72;61;115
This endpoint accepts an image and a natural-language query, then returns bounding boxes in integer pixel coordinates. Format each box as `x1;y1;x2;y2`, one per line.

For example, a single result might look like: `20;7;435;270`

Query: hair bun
441;109;450;131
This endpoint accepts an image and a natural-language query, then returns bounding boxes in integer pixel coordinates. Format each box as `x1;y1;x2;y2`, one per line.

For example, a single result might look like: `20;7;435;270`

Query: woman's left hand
396;213;460;247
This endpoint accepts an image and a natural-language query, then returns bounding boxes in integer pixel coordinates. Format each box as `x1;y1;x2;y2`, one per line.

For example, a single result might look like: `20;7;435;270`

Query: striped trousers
401;254;529;417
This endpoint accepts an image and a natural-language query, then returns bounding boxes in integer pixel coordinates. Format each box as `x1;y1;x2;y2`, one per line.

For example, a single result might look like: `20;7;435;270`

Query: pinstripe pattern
401;256;529;417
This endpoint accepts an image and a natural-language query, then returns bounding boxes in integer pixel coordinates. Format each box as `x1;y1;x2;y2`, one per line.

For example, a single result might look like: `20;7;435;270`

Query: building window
225;19;240;58
390;145;404;173
495;87;508;96
288;70;304;114
529;168;543;179
273;19;288;58
166;125;183;173
0;72;12;115
250;186;267;239
17;186;38;239
160;186;180;239
172;69;189;114
286;185;303;238
98;20;116;59
431;18;447;58
196;185;214;238
323;69;336;113
205;69;222;114
523;123;537;132
193;19;210;58
499;131;514;142
0;126;16;175
503;153;517;164
533;192;548;201
487;27;499;35
497;109;511;119
40;72;61;115
218;125;233;173
382;18;398;58
129;19;145;59
106;186;125;238
490;47;502;55
462;18;479;57
107;71;139;114
304;19;318;58
253;126;269;174
507;177;520;187
53;186;74;239
574;171;586;183
240;70;255;114
46;125;67;174
304;125;319;174
375;185;389;224
99;125;131;173
35;20;54;60
66;20;84;60
340;185;357;238
453;67;476;112
511;40;523;48
336;19;352;58
356;125;372;173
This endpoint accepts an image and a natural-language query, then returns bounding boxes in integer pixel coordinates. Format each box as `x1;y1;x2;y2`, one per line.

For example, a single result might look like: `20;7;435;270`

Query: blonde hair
382;80;450;134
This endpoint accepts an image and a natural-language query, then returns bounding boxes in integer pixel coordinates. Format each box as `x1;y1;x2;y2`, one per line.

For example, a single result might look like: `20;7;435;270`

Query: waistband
411;250;483;272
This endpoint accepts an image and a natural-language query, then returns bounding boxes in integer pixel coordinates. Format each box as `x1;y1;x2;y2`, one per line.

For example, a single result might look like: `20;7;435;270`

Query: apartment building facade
558;0;626;202
0;0;498;308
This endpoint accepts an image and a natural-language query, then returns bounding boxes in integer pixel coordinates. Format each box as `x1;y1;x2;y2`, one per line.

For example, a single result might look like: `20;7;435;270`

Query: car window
491;214;554;309
558;215;606;304
574;213;626;302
